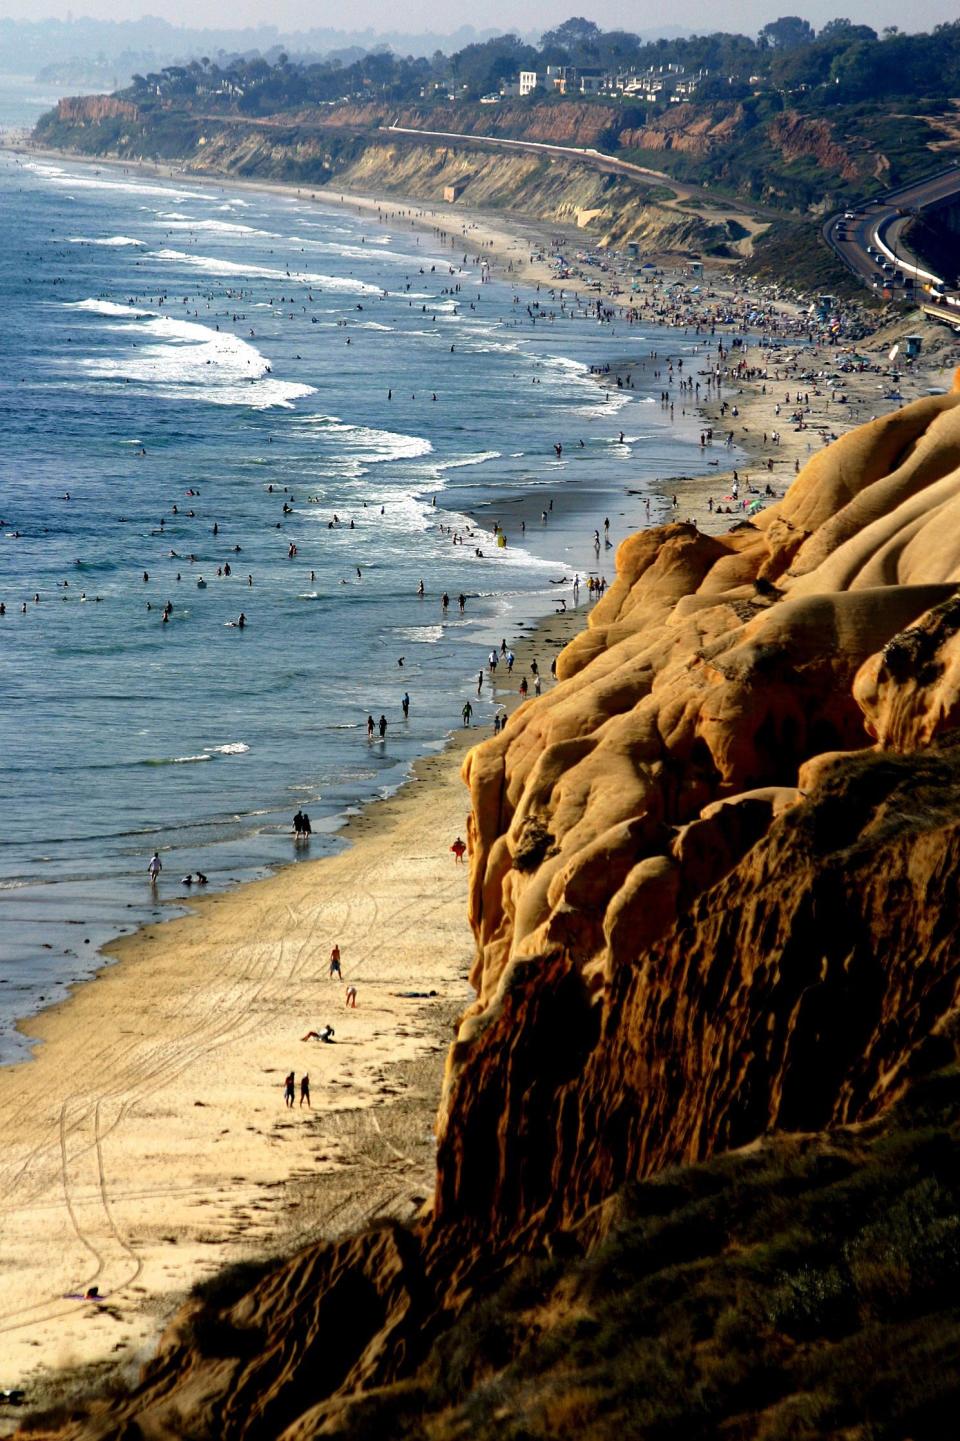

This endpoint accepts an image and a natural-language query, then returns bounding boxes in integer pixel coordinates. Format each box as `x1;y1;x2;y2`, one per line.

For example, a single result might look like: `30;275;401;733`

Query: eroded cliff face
37;387;960;1439
331;141;740;253
55;95;139;124
769;110;861;182
620;102;744;156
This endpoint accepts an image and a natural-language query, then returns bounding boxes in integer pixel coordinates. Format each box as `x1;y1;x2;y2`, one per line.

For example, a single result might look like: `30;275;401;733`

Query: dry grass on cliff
334;1065;960;1441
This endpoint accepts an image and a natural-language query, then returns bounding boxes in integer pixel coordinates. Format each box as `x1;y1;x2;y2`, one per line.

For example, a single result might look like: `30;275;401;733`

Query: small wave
297;417;432;465
64;299;151;317
204;742;250;755
432;450;500;472
25;162;210;203
64;306;314;410
142;754;211;766
153;217;276;237
151;249;381;295
67;235;145;247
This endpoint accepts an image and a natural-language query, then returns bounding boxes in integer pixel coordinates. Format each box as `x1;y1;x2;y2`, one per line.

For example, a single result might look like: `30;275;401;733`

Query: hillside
24;380;960;1440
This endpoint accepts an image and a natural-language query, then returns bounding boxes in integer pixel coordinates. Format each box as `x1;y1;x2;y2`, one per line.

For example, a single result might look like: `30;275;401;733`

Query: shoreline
4;138;958;1421
4;138;600;300
0;139;706;1067
0;140;636;1416
0;608;583;1425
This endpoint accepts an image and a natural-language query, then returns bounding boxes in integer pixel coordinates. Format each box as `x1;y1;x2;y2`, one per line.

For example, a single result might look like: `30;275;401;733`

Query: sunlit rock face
46;383;960;1441
439;374;960;1233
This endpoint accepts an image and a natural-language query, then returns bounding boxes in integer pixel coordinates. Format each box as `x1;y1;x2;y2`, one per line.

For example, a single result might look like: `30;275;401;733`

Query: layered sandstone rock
56;95;138;124
41;383;960;1440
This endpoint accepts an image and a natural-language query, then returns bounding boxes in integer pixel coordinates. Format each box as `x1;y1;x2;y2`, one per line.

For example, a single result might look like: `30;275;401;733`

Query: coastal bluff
32;382;960;1438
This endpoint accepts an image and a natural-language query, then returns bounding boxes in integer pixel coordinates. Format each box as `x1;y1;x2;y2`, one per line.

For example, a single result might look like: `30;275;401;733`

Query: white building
519;69;539;95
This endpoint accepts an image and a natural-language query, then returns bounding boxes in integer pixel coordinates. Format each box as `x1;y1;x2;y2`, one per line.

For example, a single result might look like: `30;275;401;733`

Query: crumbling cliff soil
27;384;960;1440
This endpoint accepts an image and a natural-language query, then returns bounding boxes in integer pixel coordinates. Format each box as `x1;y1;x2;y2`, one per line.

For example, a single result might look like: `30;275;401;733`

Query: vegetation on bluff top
32;15;960;227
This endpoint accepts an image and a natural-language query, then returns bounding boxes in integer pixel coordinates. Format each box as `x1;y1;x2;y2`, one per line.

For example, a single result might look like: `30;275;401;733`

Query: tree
818;18;877;41
540;16;602;58
760;16;816;49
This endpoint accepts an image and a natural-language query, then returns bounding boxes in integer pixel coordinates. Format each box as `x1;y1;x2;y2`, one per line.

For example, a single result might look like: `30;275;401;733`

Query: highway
822;163;960;313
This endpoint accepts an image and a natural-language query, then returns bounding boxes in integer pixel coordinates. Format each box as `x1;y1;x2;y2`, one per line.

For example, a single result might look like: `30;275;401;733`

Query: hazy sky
3;0;958;37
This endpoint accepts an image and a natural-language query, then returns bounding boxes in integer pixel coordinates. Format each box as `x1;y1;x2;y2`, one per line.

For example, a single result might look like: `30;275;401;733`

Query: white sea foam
153;217;276;237
63;303;314;409
297;416;433;469
23;161;211;204
430;451;501;472
64;299;151;317
287;236;420;266
67;235;145;247
205;742;250;755
151;249;381;295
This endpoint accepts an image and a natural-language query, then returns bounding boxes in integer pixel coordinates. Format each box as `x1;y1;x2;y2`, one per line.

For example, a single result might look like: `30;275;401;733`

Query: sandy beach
0;597;584;1427
3;136;960;1426
0;733;478;1422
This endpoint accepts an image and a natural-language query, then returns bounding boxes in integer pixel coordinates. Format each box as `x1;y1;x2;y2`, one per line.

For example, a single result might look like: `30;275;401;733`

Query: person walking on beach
462;701;473;727
300;1074;311;1108
329;944;342;980
519;676;529;700
451;836;467;864
378;714;388;739
283;1071;295;1108
148;851;162;884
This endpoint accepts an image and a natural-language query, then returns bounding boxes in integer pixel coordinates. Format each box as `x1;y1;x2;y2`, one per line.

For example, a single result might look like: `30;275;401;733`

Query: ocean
0;84;714;1062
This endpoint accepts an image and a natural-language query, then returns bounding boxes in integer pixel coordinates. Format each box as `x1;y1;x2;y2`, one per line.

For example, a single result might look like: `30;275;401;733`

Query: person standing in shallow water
148;851;162;883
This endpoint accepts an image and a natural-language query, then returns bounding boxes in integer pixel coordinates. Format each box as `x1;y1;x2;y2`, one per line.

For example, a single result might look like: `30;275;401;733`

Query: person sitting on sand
302;1026;335;1043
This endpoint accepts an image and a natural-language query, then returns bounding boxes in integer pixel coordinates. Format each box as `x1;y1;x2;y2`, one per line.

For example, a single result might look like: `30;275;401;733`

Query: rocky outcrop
330;140;741;253
55;94;138;124
620;102;744;156
35;386;960;1439
769;111;860;183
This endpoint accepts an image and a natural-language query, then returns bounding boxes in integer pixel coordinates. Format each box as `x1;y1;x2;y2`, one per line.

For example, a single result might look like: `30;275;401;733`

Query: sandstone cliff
54;95;139;124
30;385;960;1439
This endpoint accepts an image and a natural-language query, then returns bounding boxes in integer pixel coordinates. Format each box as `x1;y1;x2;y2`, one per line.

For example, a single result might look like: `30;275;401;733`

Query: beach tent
747;500;764;515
